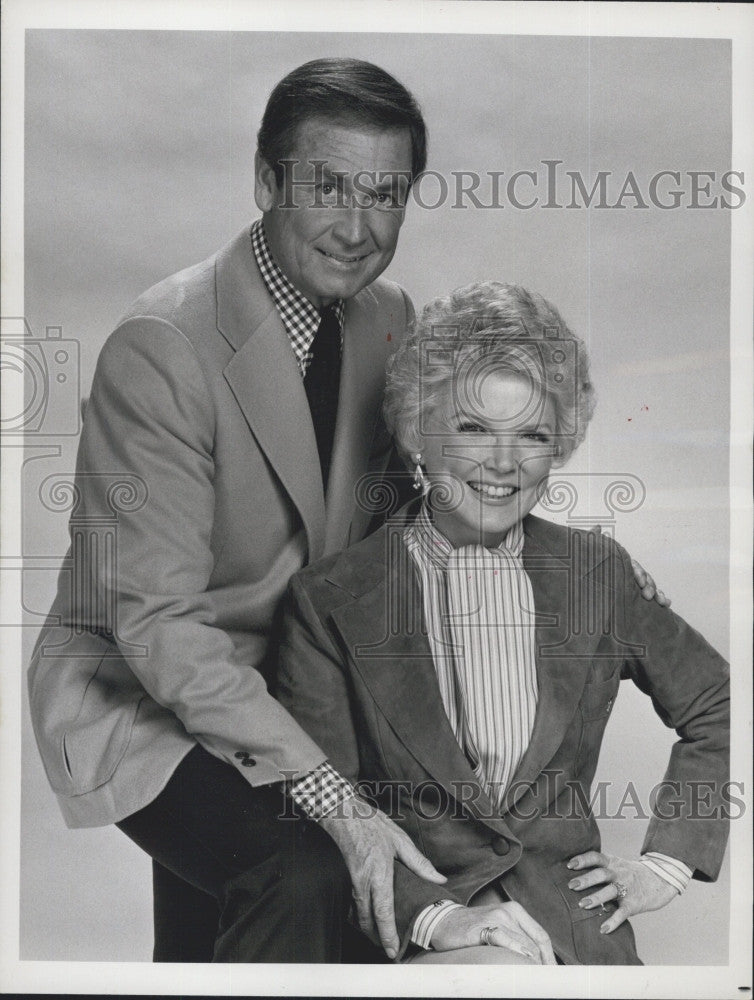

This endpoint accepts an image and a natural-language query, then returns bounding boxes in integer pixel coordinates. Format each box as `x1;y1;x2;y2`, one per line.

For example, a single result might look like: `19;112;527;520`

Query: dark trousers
117;744;351;963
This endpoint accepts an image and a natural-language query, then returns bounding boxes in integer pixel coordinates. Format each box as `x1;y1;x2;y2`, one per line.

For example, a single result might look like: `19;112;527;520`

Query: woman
276;281;729;965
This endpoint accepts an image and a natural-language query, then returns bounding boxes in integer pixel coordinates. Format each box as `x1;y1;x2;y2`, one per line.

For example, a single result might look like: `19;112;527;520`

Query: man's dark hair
257;58;427;186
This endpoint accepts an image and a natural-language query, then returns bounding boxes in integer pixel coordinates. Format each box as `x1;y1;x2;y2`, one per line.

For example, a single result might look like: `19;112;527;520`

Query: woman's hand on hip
429;901;556;964
566;850;678;933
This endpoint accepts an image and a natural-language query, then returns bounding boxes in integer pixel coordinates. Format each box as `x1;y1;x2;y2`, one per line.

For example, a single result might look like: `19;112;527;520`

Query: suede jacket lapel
499;517;603;815
326;511;606;830
328;516;506;833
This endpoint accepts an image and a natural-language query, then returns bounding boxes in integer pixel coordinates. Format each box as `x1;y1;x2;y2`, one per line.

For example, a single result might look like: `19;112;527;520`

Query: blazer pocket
552;871;640;965
552;872;617;964
60;655;145;796
554;874;618;923
578;676;618;722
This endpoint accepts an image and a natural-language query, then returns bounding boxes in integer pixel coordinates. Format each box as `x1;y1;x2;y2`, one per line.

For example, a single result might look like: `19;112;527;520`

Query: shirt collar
250;218;344;373
410;502;525;571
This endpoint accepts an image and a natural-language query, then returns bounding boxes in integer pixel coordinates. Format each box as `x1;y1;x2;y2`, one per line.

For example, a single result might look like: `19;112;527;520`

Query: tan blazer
28;225;412;828
276;506;730;964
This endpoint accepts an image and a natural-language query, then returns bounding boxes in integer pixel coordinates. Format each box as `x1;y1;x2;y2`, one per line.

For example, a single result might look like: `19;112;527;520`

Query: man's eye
522;431;551;443
375;191;405;209
321;183;335;196
457;422;487;434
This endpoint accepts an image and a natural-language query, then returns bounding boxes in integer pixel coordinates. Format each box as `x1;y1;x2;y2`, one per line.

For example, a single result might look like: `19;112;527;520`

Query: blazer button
492;836;510;856
234;751;256;767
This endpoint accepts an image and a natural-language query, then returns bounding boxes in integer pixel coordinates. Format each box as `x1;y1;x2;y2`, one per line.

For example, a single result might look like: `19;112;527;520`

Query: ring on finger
612;881;628;901
480;926;498;946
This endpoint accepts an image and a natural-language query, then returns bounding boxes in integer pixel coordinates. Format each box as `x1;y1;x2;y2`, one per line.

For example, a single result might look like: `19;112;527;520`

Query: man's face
255;118;413;308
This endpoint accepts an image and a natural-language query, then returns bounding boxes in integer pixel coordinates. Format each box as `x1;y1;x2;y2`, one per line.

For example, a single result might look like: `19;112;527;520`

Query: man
28;58;445;964
28;57;665;965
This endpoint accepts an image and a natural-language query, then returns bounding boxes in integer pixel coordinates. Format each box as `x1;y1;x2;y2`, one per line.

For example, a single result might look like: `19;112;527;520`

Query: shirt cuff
286;761;356;820
640;852;693;893
411;900;464;950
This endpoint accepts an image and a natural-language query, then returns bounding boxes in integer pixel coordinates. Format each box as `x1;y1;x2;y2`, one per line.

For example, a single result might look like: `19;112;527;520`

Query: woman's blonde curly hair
384;280;596;465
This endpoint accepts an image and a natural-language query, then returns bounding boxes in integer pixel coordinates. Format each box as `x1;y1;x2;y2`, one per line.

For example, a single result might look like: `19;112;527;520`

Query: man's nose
331;204;369;245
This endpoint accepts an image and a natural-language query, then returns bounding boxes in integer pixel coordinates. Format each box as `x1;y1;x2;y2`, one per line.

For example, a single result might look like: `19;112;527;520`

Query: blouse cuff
411;900;464;950
640;852;693;893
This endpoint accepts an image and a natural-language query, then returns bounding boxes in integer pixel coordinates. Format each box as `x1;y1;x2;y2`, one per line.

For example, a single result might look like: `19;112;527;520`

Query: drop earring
412;453;428;492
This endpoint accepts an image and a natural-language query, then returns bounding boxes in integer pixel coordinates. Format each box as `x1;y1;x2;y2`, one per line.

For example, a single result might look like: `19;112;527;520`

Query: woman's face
420;368;559;548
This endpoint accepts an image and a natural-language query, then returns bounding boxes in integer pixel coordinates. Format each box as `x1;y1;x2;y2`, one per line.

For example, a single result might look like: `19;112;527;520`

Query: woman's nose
484;438;518;472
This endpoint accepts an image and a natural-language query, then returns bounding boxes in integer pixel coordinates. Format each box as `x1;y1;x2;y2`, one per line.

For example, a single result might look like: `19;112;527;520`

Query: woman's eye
321;183;335;196
522;431;551;443
457;422;487;434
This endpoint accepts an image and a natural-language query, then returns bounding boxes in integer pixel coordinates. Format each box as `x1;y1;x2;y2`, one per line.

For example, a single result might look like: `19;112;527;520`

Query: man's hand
567;850;677;934
318;795;446;959
588;527;671;606
630;558;671;607
429;901;556;964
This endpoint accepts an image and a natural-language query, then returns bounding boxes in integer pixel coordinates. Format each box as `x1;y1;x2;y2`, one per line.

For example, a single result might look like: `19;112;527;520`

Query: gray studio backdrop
21;30;731;963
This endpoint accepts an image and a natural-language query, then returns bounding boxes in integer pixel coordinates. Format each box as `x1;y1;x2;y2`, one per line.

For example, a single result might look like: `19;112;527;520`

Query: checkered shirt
287;760;356;821
251;219;344;376
250;220;353;819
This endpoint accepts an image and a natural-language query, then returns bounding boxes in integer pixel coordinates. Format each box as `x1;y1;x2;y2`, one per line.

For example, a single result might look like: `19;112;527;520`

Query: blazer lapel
217;228;326;560
324;287;385;555
328;526;505;831
500;519;602;815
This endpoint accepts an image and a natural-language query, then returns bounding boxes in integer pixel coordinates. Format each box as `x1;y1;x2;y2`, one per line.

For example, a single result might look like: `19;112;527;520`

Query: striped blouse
404;505;690;950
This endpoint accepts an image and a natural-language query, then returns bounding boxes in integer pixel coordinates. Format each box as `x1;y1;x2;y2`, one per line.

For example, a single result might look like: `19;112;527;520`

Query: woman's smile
466;480;519;501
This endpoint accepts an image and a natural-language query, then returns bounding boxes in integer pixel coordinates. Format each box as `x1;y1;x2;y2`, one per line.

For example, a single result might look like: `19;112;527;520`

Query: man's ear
254;151;278;213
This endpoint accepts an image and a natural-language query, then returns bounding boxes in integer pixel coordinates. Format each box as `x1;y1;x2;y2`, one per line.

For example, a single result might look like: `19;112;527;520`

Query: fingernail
386;947;397;959
566;860;577;869
568;880;580;889
580;898;593;909
600;924;610;934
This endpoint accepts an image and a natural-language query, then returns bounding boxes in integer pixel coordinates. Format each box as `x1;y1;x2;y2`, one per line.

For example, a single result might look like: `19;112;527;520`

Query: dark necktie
304;305;341;491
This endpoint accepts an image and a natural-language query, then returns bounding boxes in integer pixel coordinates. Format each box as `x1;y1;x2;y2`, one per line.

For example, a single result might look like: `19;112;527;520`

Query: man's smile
317;248;371;264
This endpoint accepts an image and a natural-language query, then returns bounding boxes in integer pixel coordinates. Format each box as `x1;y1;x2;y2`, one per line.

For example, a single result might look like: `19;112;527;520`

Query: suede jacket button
492;836;510;856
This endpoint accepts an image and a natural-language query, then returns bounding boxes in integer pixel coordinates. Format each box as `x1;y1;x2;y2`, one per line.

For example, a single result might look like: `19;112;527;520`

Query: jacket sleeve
37;317;327;788
276;572;462;958
610;539;730;880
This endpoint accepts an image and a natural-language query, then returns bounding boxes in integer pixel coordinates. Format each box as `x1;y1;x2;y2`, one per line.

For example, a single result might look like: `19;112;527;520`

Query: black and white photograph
1;1;752;996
